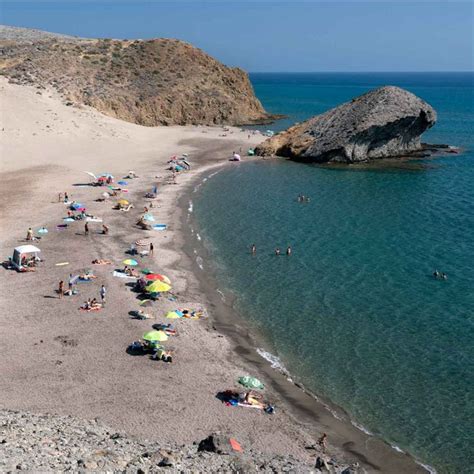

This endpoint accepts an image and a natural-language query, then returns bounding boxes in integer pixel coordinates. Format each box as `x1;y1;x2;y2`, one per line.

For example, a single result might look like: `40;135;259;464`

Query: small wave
196;233;201;241
351;421;373;436
416;461;437;474
188;200;193;213
196;255;204;270
256;348;288;373
390;444;405;453
216;289;226;302
202;177;208;183
208;171;220;178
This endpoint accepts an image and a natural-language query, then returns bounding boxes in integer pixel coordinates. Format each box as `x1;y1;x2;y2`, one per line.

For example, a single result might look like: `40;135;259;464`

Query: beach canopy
238;376;264;390
143;330;168;342
145;274;171;284
14;245;41;254
145;280;171;293
123;259;138;266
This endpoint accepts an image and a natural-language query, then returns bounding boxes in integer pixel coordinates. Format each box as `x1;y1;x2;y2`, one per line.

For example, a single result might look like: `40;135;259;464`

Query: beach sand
0;78;424;472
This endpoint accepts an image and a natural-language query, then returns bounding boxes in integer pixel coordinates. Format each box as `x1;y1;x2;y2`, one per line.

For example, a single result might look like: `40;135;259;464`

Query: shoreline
175;158;429;473
0;78;428;472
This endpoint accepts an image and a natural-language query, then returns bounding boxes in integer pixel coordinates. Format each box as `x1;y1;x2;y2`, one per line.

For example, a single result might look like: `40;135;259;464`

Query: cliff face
0;27;271;126
256;86;437;163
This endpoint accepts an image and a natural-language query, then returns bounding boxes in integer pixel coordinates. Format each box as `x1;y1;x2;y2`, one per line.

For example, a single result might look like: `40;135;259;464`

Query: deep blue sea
193;73;474;473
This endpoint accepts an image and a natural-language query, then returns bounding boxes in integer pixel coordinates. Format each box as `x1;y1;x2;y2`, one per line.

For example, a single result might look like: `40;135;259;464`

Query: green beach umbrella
238;376;264;390
143;330;168;342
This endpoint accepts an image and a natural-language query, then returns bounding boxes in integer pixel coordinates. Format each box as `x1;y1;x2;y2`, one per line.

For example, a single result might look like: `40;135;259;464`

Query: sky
0;1;472;72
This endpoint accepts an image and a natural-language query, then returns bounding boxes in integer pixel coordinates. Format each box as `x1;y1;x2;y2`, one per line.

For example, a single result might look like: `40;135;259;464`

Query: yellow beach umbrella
166;311;181;319
118;199;129;206
146;280;172;293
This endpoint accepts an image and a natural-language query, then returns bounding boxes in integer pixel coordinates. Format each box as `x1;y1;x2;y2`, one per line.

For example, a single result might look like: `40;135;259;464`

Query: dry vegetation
0;34;271;126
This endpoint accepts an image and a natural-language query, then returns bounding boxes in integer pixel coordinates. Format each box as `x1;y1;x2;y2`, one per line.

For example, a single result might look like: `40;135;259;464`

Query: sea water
193;73;474;473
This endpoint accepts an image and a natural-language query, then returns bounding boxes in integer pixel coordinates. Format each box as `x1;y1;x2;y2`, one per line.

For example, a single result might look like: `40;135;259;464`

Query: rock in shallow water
256;86;437;163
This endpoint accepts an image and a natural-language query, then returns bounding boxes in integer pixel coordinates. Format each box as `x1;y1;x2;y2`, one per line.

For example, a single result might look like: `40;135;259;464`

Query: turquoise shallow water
193;73;474;473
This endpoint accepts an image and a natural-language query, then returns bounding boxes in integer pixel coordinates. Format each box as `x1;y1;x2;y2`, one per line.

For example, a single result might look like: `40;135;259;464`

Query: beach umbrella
139;299;154;307
238;376;264;390
118;180;128;185
84;171;97;180
118;199;129;206
145;280;171;293
143;214;155;222
37;227;48;234
143;330;168;342
145;274;171;285
123;258;138;266
166;311;181;319
100;173;114;179
141;268;153;274
71;202;83;210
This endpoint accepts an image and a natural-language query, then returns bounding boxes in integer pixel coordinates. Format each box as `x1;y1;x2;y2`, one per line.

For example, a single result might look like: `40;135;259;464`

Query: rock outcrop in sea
0;26;273;126
256;86;437;163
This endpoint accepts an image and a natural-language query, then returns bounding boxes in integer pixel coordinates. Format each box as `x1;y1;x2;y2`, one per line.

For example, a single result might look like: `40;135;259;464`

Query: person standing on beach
84;222;89;236
100;285;106;305
68;273;74;293
64;192;69;202
26;228;33;241
58;192;62;202
150;242;154;256
58;280;64;299
251;244;256;255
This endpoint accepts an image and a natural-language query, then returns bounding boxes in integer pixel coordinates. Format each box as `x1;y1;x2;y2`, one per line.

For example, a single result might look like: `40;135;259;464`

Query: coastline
176;158;430;474
0;78;427;472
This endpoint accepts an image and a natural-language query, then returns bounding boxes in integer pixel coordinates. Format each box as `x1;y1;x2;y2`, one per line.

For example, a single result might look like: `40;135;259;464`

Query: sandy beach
0;78;424;472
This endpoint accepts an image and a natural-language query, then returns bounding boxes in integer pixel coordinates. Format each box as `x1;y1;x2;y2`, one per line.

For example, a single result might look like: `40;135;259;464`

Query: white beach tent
11;245;41;271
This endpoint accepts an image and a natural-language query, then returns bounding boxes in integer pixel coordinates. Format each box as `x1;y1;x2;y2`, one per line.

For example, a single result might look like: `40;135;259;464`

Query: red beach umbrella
145;274;171;284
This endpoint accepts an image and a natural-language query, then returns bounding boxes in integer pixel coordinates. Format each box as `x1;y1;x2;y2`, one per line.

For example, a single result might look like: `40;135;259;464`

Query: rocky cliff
256;86;437;163
0;26;272;126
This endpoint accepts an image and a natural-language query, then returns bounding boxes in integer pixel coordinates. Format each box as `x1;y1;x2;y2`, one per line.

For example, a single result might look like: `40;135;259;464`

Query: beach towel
113;271;137;279
80;306;101;312
135;239;150;246
152;224;167;231
55;262;69;266
86;217;103;223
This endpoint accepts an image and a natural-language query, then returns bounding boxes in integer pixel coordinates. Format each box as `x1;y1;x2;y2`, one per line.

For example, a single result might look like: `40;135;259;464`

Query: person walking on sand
58;280;64;299
251;244;256;255
84;222;89;236
64;192;69;202
318;433;327;453
149;242;154;256
100;285;106;305
58;192;62;202
286;246;292;256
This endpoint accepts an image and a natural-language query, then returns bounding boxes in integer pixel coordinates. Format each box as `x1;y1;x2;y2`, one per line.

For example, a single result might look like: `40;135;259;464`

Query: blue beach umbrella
143;214;155;222
118;180;128;185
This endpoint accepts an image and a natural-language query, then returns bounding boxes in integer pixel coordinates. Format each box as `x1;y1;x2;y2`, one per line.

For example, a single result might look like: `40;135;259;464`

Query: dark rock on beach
256;86;439;163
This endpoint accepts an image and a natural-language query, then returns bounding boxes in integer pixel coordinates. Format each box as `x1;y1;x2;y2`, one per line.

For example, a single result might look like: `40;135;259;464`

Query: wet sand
0;78;424;472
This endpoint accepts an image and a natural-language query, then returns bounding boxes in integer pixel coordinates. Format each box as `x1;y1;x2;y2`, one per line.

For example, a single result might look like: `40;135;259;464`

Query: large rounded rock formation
256;86;437;163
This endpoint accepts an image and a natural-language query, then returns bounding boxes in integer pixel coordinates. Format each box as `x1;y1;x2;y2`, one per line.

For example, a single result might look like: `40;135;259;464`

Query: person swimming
251;244;256;255
275;248;281;256
286;246;292;256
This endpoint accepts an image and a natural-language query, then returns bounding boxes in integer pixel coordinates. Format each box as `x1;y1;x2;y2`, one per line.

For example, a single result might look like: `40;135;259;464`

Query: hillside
0;26;272;126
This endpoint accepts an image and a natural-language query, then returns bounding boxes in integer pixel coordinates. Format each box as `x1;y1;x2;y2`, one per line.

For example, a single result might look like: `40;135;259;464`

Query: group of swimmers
433;270;448;280
250;244;292;256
